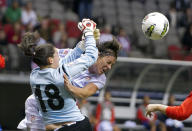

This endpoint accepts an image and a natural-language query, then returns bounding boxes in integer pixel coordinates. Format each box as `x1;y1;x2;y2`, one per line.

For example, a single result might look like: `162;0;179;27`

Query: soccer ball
142;12;169;40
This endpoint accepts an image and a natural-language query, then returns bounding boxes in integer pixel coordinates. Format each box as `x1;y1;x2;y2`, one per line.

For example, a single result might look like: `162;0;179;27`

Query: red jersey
166;92;192;121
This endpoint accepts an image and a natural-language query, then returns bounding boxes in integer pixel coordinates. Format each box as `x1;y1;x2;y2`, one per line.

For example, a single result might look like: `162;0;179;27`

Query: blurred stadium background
0;0;192;130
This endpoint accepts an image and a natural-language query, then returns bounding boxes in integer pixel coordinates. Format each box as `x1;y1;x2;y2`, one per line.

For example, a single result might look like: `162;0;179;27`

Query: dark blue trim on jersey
58;68;60;74
62;65;69;77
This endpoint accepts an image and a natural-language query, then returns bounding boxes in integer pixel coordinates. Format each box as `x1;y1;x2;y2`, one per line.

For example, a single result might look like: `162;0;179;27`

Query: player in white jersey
18;19;98;131
63;38;120;99
18;33;120;130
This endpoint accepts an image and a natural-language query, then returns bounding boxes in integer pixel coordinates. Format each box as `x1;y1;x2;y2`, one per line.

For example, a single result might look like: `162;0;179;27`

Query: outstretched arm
146;92;192;121
146;104;167;117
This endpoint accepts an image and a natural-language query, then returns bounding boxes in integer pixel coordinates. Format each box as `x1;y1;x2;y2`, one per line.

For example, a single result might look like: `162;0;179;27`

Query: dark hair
18;32;55;67
97;38;120;58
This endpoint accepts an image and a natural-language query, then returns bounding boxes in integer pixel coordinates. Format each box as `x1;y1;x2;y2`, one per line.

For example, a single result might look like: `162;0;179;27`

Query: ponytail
19;32;55;67
18;32;37;57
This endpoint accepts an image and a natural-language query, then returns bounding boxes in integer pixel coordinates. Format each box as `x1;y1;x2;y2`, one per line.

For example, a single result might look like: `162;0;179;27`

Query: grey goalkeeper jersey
30;36;98;125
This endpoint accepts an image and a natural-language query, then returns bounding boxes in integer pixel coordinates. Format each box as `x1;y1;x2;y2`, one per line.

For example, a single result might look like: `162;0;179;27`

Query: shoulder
187;91;192;98
30;67;40;79
90;73;106;83
58;48;71;58
31;67;40;73
98;73;106;81
88;73;106;90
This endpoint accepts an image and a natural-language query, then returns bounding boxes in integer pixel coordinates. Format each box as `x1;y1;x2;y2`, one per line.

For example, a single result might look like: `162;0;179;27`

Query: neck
40;65;51;70
89;64;97;74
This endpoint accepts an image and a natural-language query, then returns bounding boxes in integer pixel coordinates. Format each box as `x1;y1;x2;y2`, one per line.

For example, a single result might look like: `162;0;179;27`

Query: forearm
67;85;92;99
146;104;168;116
153;104;168;114
84;36;98;66
63;36;98;78
61;44;84;64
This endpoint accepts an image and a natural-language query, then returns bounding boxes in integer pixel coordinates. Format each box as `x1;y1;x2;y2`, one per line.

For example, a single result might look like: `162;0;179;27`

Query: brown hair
97;38;120;58
18;32;55;67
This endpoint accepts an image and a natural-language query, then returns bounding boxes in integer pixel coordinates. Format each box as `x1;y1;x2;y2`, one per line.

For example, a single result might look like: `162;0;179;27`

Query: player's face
51;48;60;68
96;56;116;75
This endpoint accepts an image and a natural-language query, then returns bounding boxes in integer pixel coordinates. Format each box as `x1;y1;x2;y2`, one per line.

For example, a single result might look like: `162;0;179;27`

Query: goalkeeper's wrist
84;31;94;37
154;104;168;112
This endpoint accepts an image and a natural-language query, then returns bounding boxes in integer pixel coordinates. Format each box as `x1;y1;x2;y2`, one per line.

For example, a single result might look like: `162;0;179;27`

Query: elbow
75;94;89;99
72;90;89;99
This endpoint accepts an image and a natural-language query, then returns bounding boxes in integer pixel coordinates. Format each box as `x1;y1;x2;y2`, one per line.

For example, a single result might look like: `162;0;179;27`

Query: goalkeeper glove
78;19;96;36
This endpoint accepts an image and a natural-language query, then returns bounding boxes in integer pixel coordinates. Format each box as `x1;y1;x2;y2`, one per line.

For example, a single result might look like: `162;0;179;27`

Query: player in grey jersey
18;19;98;131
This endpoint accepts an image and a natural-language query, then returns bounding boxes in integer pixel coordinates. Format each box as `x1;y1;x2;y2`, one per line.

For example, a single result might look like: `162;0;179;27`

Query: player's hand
146;104;156;118
78;19;96;36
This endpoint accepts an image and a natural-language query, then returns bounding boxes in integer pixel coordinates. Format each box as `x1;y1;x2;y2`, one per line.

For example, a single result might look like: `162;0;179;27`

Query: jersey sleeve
166;92;192;121
88;74;106;90
59;41;85;64
61;36;98;79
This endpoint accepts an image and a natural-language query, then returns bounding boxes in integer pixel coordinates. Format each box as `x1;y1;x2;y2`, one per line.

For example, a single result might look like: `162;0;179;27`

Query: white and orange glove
78;19;96;36
93;28;100;41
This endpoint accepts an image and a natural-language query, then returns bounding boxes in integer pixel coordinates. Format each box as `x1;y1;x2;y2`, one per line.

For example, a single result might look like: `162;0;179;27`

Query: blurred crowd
0;0;131;72
77;91;183;131
0;0;80;71
0;0;192;72
78;91;121;131
165;0;192;61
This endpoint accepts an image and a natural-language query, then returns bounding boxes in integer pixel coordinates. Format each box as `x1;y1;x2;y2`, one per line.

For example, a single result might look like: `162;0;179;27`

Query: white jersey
71;70;106;90
17;95;45;131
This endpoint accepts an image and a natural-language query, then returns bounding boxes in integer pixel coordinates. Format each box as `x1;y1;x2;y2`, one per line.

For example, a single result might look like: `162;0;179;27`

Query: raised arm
146;92;192;121
62;19;98;78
